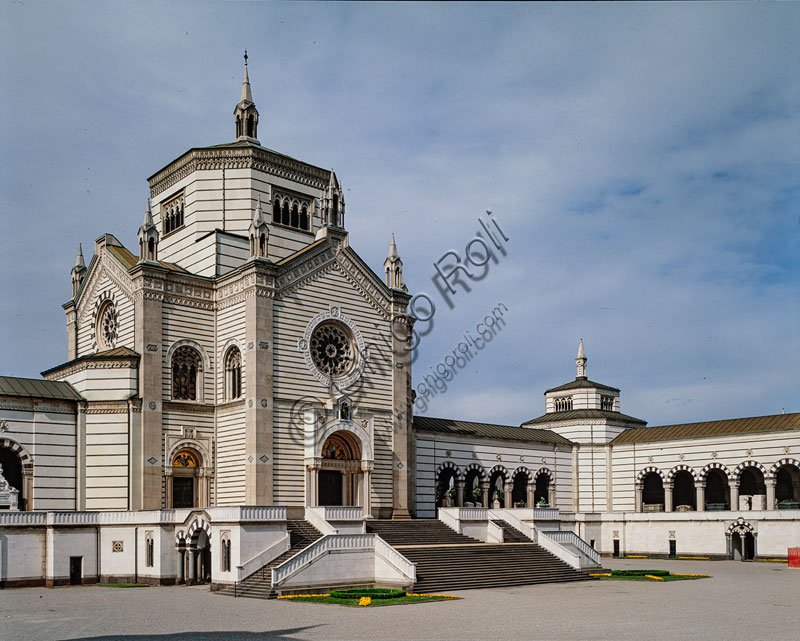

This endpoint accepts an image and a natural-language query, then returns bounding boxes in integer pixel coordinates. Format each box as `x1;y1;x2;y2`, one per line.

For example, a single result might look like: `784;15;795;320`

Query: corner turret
384;234;407;292
137;199;159;263
234;51;259;143
70;244;87;297
249;195;270;259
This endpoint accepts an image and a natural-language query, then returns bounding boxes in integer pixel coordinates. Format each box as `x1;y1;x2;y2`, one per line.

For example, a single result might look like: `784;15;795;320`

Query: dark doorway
69;556;82;585
534;475;550;506
705;469;729;509
173;477;194;508
672;471;696;510
669;540;677;558
511;473;529;507
318;470;343;506
744;533;755;560
0;447;23;509
613;540;620;558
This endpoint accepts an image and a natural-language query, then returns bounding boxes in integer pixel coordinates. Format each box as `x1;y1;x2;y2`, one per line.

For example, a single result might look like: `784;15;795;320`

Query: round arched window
309;322;355;379
96;300;118;349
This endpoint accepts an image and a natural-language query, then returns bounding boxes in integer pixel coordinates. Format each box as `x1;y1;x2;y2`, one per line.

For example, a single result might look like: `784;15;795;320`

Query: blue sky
1;1;798;427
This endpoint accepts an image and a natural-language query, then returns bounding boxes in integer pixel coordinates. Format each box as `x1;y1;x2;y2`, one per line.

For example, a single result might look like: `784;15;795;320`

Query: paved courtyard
1;559;798;641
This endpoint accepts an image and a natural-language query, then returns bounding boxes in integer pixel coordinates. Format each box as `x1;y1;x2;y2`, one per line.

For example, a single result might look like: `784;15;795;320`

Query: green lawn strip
593;574;703;581
97;583;149;588
280;595;458;606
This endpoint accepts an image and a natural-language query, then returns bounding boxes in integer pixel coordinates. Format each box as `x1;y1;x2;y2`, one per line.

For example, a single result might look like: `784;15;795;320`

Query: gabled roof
611;413;800;444
545;378;620;394
106;245;188;273
41;347;140;377
413;416;574;446
523;409;646;426
0;376;83;401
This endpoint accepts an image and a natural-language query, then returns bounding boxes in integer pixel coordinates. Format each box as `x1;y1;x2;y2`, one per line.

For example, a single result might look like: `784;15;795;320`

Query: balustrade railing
539;530;601;567
271;534;376;586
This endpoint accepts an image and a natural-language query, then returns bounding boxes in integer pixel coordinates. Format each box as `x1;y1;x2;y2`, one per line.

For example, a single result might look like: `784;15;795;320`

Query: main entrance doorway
319;470;343;506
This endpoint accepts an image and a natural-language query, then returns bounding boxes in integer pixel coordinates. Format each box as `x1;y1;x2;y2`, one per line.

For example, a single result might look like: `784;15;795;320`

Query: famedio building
1;61;798;592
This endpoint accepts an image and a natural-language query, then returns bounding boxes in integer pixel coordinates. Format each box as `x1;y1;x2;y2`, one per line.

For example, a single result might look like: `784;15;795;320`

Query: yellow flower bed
677;556;709;560
358;597;372;606
671;573;709;578
277;594;330;599
406;593;460;598
645;574;664;581
626;555;648;558
589;573;612;577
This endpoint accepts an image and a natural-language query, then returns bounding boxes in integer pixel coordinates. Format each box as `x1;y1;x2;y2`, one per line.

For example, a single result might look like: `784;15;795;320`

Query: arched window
331;195;339;227
282;201;290;226
642;472;665;511
225;346;242;401
291;203;299;228
0;447;23;510
300;206;308;230
172;346;201;400
554;396;573;412
236;116;242;138
273;199;281;224
246;115;254;138
145;533;154;567
221;536;231;572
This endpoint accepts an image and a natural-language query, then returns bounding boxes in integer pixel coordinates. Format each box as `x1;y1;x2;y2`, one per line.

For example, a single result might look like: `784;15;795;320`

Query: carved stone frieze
85;402;130;414
42;357;138;381
163;401;216;414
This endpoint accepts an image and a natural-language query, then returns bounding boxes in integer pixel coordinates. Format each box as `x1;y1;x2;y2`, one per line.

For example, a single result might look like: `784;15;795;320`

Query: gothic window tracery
310;323;354;379
225;347;242;401
554;396;573;412
272;193;311;231
172;346;201;400
162;194;185;235
601;395;614;411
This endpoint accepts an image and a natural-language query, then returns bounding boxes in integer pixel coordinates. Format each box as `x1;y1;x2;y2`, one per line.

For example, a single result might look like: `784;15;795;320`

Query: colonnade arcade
175;517;211;585
635;459;800;512
435;462;553;508
0;438;32;510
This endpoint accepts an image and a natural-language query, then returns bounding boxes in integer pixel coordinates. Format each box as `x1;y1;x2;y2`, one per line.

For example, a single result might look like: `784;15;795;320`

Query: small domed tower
234;51;259;143
137;199;159;263
70;244;87;297
249;195;270;259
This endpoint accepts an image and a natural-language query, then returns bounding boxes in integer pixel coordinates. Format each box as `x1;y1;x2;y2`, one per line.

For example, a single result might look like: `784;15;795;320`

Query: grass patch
97;583;149;588
590;570;708;582
278;592;459;607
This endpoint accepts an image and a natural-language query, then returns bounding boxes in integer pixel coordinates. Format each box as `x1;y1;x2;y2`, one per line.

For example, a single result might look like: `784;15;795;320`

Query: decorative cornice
148;147;330;199
43;356;139;381
85;401;131;414
163;401;216;414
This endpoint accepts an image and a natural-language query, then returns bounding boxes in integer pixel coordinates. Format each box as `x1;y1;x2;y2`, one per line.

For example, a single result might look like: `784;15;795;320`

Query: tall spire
384;233;407;292
234;51;260;143
71;244;87;297
240;50;253;105
74;244;85;270
576;338;587;379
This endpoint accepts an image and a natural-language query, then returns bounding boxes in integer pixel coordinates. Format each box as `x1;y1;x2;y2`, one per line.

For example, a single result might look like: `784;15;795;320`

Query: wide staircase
367;519;592;593
217;520;322;600
491;519;531;543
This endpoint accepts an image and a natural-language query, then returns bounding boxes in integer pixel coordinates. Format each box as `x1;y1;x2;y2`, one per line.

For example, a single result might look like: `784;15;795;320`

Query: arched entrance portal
436;464;459;508
318;431;363;507
727;518;756;561
0;440;32;510
0;450;22;510
167;447;208;509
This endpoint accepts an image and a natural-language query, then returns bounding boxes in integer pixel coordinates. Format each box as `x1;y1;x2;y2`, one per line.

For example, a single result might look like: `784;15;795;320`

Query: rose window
96;301;118;349
310;323;354;378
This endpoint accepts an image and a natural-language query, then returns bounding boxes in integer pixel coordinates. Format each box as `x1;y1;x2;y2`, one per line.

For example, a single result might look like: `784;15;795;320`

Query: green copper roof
0;376;83;401
414;416;574;446
523;409;646;426
611;413;800;444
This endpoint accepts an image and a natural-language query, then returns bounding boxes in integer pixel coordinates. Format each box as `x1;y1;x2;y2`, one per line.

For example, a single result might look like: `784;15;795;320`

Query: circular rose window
310;322;354;378
97;301;118;349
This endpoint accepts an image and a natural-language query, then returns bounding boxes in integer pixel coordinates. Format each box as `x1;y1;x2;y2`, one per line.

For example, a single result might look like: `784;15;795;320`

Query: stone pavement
1;559;798;641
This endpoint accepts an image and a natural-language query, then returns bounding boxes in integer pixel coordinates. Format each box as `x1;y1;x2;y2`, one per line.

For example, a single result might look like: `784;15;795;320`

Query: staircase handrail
303;506;338;535
236;531;291;582
373;535;416;583
488;509;535;540
320;506;364;521
457;507;488;521
539;530;601;567
535;530;583;569
486;519;504;543
271;533;376;587
436;507;462;534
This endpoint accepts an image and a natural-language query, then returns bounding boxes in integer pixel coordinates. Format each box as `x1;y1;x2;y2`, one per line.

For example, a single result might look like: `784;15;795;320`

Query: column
165;468;173;509
480;481;489;507
362;464;372;517
389;304;413;519
766;479;776;511
730;481;739;511
455;479;465;507
527;484;534;508
664;482;673;512
504;482;513;509
22;468;34;511
753;533;758;559
187;549;197;584
177;548;186;584
635;483;643;512
725;533;732;559
696;482;705;512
